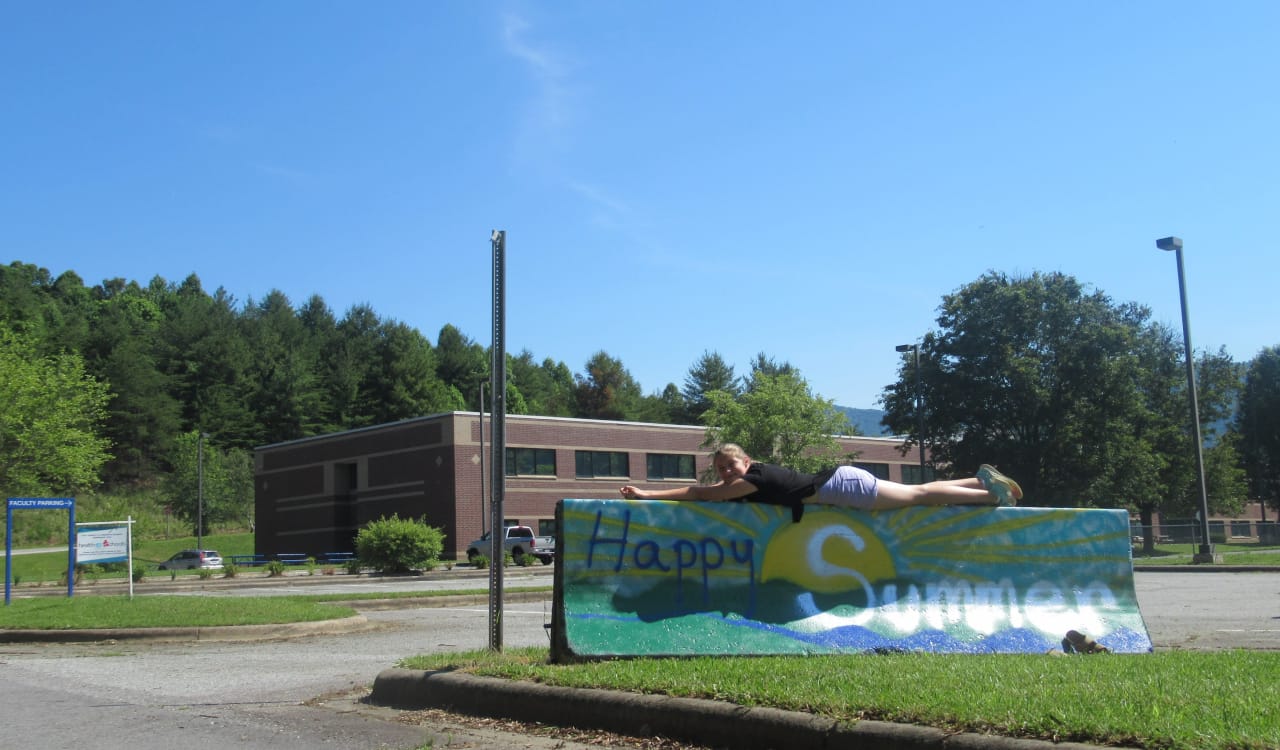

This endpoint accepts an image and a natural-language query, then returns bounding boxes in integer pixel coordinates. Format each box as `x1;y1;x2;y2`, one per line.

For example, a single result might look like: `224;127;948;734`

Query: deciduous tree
0;324;112;495
882;271;1246;527
702;368;852;473
1238;345;1280;515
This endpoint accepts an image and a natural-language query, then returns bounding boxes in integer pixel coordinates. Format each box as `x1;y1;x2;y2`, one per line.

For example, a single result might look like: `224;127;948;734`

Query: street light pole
1156;236;1217;563
895;343;926;481
197;431;209;551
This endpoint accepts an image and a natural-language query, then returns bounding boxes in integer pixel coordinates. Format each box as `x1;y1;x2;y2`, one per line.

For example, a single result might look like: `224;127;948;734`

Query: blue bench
321;551;356;565
276;553;311;566
227;554;268;567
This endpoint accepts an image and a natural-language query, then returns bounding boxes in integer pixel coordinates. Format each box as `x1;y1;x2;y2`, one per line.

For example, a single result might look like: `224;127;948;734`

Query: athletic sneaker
978;464;1023;507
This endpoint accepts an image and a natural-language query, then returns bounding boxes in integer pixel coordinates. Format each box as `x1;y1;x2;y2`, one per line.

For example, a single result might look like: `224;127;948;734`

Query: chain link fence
1130;519;1280;547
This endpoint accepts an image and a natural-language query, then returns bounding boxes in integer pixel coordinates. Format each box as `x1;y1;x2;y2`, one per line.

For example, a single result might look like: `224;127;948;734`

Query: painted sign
76;525;130;564
552;498;1153;658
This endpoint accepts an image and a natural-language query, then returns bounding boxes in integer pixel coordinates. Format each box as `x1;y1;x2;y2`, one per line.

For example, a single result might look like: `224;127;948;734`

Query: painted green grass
0;594;356;628
401;647;1279;750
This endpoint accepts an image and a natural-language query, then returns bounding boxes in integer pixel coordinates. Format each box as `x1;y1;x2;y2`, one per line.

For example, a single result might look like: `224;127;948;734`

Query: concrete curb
370;669;1115;750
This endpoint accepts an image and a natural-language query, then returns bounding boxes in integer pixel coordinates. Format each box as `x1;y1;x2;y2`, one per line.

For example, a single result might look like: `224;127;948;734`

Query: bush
266;560;286;577
354;514;445;574
515;552;535;567
131;562;146;583
471;554;489;569
223;561;238;578
345;559;362;576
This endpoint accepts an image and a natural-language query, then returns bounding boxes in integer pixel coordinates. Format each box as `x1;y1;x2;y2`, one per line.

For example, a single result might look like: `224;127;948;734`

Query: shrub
354;514;445;574
131;562;146;583
305;556;316;575
345;559;362;576
223;561;238;578
515;552;535;567
266;560;286;577
197;567;214;579
471;554;490;569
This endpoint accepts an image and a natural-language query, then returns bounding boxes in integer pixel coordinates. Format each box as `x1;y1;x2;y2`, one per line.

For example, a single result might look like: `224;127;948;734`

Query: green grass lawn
0;588;550;629
3;532;257;584
0;594;355;628
1131;542;1280;566
402;647;1280;750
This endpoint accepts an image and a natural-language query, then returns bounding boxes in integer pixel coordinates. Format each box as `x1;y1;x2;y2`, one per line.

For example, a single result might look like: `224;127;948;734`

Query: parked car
465;525;554;565
158;549;224;570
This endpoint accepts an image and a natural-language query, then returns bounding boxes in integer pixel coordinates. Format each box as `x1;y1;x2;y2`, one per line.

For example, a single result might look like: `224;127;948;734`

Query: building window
506;447;556;476
855;462;891;480
575;450;629;478
646;453;696;480
900;465;936;484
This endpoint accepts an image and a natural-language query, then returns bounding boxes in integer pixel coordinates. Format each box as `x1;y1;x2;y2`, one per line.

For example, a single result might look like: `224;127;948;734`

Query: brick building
253;412;922;561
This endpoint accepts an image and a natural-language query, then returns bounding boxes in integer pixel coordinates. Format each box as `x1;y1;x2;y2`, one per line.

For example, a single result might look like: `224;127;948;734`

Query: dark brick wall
256;413;923;560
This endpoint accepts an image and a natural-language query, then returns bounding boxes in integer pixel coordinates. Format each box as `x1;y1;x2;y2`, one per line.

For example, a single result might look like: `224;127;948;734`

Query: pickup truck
465;525;555;565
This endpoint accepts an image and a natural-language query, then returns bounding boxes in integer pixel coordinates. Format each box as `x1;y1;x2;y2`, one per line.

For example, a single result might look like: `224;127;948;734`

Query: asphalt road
1133;569;1280;650
0;569;1275;750
0;587;592;749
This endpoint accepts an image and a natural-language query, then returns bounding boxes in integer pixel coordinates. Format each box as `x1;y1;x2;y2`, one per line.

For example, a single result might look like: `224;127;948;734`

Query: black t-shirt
740;463;838;522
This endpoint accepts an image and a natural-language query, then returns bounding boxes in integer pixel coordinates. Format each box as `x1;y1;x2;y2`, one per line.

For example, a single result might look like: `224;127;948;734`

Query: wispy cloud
499;10;573;135
566;180;632;228
498;11;643;240
252;162;316;186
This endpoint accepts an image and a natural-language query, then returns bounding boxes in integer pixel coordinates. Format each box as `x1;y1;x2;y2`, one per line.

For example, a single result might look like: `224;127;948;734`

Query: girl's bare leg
868;477;996;509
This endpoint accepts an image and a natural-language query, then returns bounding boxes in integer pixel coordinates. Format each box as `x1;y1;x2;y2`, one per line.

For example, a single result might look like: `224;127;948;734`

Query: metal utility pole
197;432;209;551
1156;236;1216;563
479;383;487;538
895;344;926;480
488;229;507;650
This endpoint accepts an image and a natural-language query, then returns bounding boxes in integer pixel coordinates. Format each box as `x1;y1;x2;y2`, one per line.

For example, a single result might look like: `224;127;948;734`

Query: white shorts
806;465;879;510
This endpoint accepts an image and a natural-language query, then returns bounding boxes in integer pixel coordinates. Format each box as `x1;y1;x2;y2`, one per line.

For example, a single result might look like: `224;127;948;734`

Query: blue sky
4;2;1277;409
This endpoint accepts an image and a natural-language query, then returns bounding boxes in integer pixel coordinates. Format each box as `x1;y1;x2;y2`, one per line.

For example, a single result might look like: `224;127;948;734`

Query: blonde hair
712;443;749;461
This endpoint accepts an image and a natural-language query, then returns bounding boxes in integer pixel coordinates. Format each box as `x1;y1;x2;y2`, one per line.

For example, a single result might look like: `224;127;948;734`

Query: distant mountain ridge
837;406;890;436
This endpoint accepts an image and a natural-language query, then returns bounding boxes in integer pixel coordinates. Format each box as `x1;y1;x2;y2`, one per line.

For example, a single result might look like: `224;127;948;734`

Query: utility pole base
1192;552;1224;564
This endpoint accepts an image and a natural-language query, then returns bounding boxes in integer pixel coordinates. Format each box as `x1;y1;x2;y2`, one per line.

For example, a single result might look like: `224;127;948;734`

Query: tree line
880;271;1279;545
2;261;840;532
3;261;1278;542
